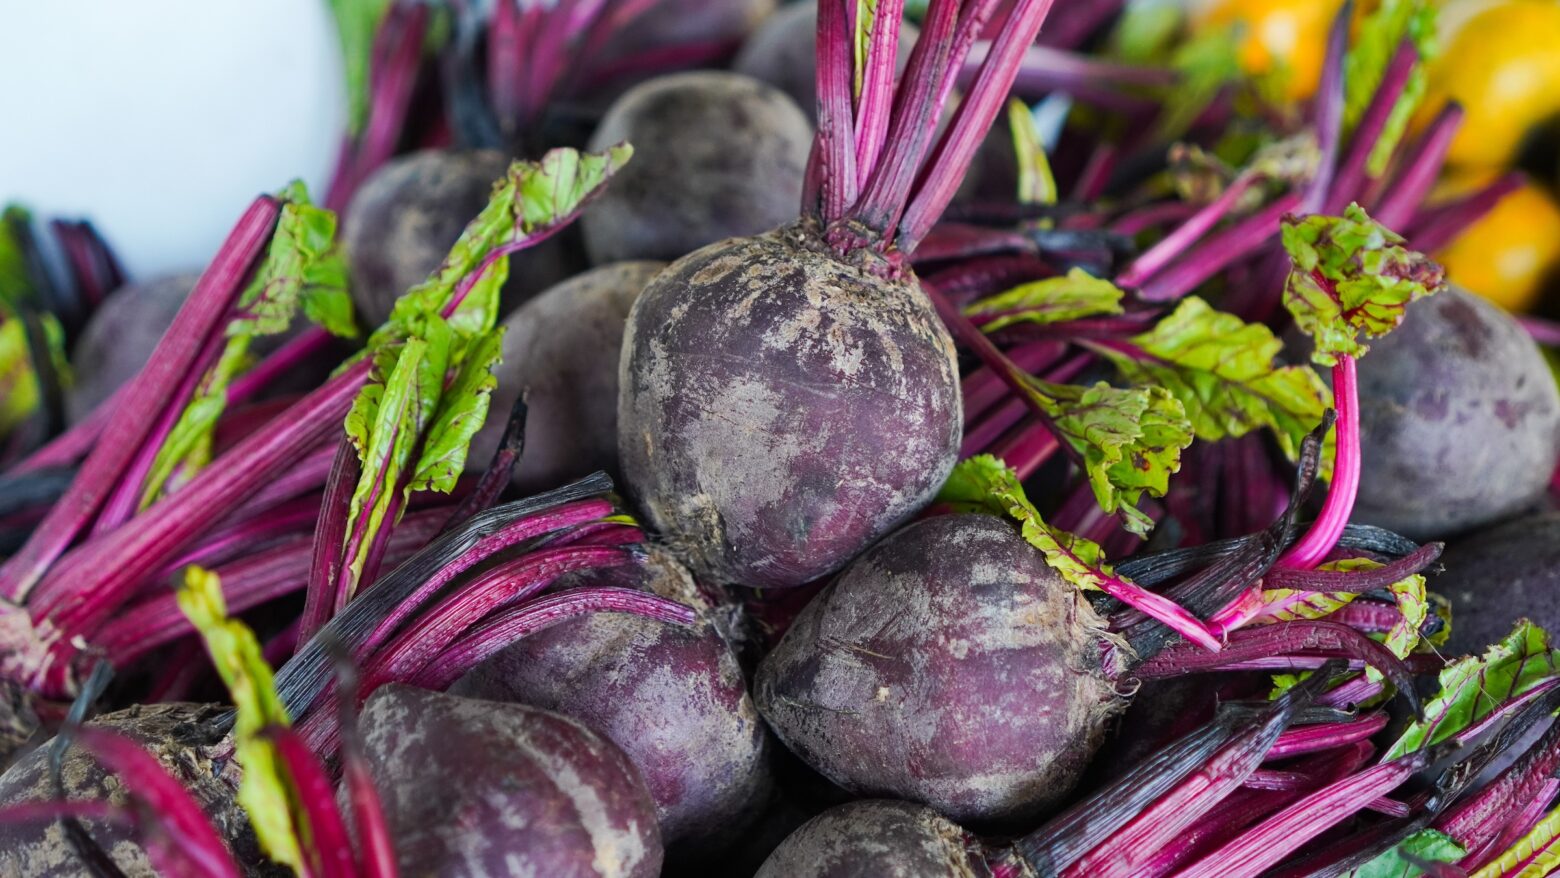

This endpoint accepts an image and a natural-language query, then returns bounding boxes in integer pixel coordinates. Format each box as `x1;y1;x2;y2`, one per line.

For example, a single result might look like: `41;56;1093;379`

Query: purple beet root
1432;512;1560;656
1350;286;1560;539
753;799;989;878
733;3;918;125
468;261;665;491
343;149;579;328
618;222;962;589
450;607;772;849
0;703;265;877
582;72;813;264
66;274;198;423
359;684;662;878
755;513;1122;826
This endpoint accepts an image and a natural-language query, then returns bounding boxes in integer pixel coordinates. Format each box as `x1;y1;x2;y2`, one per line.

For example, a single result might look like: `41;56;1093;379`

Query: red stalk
1137;193;1301;302
1300;1;1351;214
1135;619;1415;699
1322;40;1419;216
1267;712;1388;760
1409;172;1524;254
1117;174;1263;288
155;496;321;579
265;725;359;878
0;197;281;604
1371;103;1464;229
1174;752;1427;877
962;340;1067;421
1280;357;1359;568
226;328;336;405
852;0;906;185
813;0;859;225
5;389;116;474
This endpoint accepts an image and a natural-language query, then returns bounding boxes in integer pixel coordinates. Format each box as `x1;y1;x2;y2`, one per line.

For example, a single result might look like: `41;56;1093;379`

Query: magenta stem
1323;39;1418;215
1301;2;1350;214
812;0;859;225
1117;175;1259;288
853;0;907;187
1410;172;1525;254
227;328;335;405
1137;193;1301;302
1280;357;1358;569
298;439;359;646
1370;103;1464;230
1266;712;1389;760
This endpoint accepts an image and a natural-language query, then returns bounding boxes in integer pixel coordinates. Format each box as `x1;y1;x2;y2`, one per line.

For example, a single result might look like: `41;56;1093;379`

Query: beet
733;3;918;124
618;223;961;588
343;149;578;327
450;607;772;849
65;273;198;423
755;513;1122;825
753;799;988;878
0;703;266;877
468;261;665;491
1430;512;1560;656
581;72;812;264
1350;286;1560;539
359;683;662;878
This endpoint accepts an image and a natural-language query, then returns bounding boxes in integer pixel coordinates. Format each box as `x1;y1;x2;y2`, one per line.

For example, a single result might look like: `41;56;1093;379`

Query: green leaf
140;185;352;506
1094;296;1331;458
1281;204;1446;366
1008;99;1058;207
0;206;34;311
853;0;877;99
966;268;1124;333
379;145;633;344
177;566;302;873
1026;380;1193;537
1345;828;1465;878
1384;621;1560;759
1343;0;1438;176
938;455;1123;594
1109;0;1183;64
327;0;393;137
1250;586;1357;626
409;326;504;493
1156;26;1243;142
0;314;66;436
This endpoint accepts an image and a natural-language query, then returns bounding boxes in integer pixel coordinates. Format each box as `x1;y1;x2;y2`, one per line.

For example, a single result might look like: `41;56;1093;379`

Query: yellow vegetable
1421;0;1560;169
1192;0;1347;100
1435;180;1560;312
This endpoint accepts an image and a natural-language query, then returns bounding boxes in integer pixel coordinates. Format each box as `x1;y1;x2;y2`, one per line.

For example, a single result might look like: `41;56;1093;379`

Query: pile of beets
1;1;1559;876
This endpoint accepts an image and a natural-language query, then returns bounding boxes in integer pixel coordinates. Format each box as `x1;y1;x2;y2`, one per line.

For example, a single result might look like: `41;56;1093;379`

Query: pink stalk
222;442;338;525
1437;718;1560;847
71;726;242;878
1173;753;1427;877
338;680;399;878
814;0;859;225
0;197;280;604
1300;3;1350;214
410;587;699;690
1371;104;1464;229
265;725;359;878
962;341;1067;421
1113;202;1201;237
898;0;1057;251
155;496;320;578
325;3;429;213
1410;172;1524;254
1135;619;1414;696
1449;679;1560;748
925;254;1057;305
965;352;1092;458
1137;193;1301;302
1280;357;1359;569
853;0;906;185
1267;712;1388;760
1520;315;1560;348
1264;541;1442;591
992;421;1062;481
1117;175;1263;288
487;0;526;133
1323;40;1418;215
1463;778;1560;871
360;545;637;692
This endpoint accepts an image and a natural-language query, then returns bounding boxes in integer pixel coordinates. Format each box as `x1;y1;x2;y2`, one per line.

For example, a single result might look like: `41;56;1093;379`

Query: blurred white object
0;0;346;279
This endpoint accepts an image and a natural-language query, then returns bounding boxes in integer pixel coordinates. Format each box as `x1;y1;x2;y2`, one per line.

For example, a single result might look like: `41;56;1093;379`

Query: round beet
360;684;662;878
755;513;1121;826
450;608;771;849
1431;512;1560;656
0;703;263;877
733;3;918;124
468;261;665;490
343;149;578;327
1351;286;1560;539
754;800;988;878
66;273;197;423
618;223;961;588
581;72;812;264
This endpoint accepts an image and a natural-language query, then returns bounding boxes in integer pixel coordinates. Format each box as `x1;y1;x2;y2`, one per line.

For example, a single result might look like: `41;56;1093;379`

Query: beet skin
755;513;1121;826
1432;512;1560;656
754;799;990;878
360;684;662;878
618;222;962;589
469;261;665;490
451;610;772;849
1351;287;1560;539
66;274;199;423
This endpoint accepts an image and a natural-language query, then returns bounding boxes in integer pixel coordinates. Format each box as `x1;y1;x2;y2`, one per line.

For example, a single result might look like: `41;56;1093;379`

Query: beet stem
1280;358;1358;569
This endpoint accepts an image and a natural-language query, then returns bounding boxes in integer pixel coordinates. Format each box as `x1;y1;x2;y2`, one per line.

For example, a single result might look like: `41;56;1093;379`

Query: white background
0;1;345;280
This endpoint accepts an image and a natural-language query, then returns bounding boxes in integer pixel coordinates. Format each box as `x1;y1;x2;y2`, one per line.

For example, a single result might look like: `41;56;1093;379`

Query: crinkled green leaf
1385;621;1560;759
1281;204;1446;366
1343;0;1438;176
328;0;393;137
938;454;1122;593
409;326;504;493
381;145;633;342
967;268;1124;333
1008;99;1057;207
1025;380;1192;537
141;186;351;506
1250;586;1357;626
177;566;302;872
1345;828;1465;878
1095;296;1330;458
